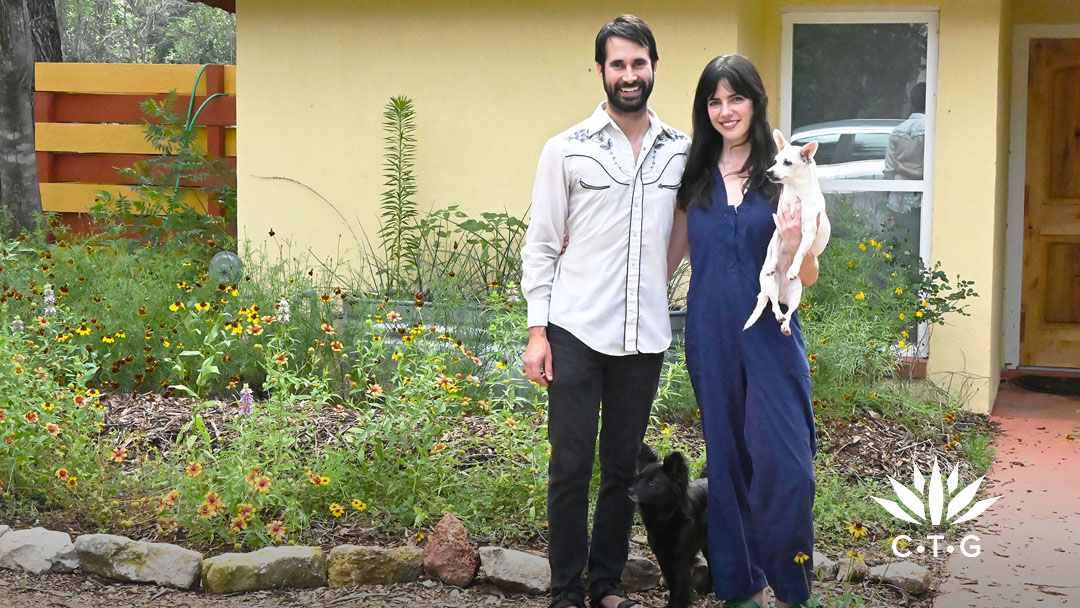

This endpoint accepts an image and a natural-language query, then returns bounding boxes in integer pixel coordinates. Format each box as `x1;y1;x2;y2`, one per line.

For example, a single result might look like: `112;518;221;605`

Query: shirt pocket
578;178;610;191
644;151;686;191
567;154;625;194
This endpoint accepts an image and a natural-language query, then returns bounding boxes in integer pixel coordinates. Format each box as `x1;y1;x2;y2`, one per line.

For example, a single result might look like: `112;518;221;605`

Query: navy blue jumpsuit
685;171;818;604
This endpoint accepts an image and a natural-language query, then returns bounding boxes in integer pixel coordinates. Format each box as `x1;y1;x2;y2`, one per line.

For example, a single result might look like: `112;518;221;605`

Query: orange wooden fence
34;62;237;232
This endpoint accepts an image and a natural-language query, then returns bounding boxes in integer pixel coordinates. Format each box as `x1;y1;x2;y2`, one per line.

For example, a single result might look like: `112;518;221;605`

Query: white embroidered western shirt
521;103;689;356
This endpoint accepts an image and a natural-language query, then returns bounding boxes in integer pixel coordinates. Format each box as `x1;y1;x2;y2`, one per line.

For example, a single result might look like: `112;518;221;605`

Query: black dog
629;444;709;608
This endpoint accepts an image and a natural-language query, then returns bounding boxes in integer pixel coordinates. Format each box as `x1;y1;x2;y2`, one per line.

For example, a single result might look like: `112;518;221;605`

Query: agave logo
872;458;1001;558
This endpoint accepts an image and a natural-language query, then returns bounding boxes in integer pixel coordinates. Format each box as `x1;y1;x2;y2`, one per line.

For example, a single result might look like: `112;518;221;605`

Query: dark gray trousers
545;324;665;600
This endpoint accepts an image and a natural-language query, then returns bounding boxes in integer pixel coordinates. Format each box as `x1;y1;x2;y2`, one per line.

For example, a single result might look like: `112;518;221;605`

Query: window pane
851;132;890;162
790;132;841;165
826;191;922;254
792;23;928;182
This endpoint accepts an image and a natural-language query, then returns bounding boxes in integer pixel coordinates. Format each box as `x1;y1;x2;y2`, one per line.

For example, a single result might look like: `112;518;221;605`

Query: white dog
743;129;831;336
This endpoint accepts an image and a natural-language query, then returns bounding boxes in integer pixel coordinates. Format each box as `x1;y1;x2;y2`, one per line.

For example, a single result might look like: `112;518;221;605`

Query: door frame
1004;24;1080;369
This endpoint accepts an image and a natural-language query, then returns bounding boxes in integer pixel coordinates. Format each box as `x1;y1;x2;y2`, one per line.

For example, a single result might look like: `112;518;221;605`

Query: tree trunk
28;0;62;62
0;0;44;236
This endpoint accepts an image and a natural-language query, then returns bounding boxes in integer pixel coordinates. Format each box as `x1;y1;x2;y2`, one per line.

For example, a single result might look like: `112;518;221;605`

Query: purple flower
11;318;24;332
507;295;520;303
238;385;254;415
43;285;55;305
44;306;57;316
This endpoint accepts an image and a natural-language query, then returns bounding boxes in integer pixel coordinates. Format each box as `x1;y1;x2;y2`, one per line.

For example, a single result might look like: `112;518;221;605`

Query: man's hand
523;326;553;387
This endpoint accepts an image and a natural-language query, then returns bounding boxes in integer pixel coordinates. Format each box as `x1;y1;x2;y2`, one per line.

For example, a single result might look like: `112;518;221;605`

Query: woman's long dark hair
676;55;779;210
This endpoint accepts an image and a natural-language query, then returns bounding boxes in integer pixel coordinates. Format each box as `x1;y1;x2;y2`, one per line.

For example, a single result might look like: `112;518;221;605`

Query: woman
667;55;820;608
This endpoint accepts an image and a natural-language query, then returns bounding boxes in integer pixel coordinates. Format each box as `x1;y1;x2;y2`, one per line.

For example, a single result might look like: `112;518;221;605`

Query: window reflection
791;22;928;182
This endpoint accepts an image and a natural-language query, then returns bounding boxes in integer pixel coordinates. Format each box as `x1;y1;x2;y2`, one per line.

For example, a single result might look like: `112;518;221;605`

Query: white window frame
780;9;939;267
781;10;939;358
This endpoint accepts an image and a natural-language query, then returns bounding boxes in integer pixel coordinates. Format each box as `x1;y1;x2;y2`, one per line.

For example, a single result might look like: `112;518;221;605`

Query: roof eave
188;0;235;13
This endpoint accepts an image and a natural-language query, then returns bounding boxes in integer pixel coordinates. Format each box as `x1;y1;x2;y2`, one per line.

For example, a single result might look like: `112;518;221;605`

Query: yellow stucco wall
1013;0;1080;24
921;0;1007;414
235;0;738;268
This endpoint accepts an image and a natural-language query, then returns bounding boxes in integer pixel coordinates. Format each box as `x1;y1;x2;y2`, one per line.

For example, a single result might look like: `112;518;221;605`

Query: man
520;15;688;608
882;82;926;248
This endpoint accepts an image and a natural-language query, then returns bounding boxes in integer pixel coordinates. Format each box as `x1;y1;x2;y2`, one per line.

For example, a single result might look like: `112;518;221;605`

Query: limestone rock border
0;526;935;597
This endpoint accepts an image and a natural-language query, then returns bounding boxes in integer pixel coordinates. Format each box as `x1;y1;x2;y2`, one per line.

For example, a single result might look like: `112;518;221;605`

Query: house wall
235;0;738;268
1013;0;1080;24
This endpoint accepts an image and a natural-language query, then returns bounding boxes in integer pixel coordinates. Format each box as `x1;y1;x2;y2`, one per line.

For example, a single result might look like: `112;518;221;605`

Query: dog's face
630;444;690;510
765;128;819;184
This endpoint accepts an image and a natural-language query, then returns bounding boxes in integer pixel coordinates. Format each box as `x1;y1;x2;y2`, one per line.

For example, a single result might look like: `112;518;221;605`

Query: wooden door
1021;39;1080;368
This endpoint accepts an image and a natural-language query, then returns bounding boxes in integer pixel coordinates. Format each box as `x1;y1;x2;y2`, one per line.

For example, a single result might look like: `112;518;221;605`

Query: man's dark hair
909;82;927;114
594;15;658;67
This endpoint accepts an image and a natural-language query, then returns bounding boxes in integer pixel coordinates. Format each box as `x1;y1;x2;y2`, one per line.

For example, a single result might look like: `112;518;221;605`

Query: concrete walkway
935;382;1080;607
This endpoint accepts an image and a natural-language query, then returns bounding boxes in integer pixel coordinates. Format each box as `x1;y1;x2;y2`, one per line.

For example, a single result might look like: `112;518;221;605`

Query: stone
328;545;423;587
75;534;202;589
691;552;711;593
423;514;479;587
0;526;8;539
0;527;78;574
868;561;932;595
812;550;837;578
479;546;550;594
620;556;660;592
201;546;326;593
835;556;870;583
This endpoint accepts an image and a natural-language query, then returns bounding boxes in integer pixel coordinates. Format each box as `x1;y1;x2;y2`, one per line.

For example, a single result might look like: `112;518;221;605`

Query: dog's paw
765;268;777;277
780;323;792;336
786;271;799;281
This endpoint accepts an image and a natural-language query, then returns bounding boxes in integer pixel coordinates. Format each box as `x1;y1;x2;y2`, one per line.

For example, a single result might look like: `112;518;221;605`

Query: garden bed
3;387;995;608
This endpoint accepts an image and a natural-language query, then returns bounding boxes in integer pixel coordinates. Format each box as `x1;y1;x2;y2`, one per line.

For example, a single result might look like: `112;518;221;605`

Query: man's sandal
590;588;641;608
722;600;764;608
549;590;585;608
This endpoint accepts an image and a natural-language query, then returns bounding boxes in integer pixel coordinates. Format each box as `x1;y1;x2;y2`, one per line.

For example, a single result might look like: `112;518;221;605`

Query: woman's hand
775;199;804;255
773;200;820;286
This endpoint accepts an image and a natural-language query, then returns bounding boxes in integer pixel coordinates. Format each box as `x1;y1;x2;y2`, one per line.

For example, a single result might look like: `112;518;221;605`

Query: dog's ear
800;140;819;162
638;443;659;467
772;129;787;150
662;451;690;490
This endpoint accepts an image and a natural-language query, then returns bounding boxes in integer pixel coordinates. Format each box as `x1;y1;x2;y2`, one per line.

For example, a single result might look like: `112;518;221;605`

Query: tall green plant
90;90;236;248
378;96;420;295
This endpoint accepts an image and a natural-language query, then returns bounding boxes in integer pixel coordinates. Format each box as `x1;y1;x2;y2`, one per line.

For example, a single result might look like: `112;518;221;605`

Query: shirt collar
585;102;678;140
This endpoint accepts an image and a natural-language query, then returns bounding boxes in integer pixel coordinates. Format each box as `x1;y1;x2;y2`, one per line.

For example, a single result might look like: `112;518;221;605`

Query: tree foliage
792;23;927;129
56;0;235;64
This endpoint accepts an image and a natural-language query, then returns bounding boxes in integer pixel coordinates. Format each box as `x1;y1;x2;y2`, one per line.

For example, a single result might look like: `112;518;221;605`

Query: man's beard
604;75;654;114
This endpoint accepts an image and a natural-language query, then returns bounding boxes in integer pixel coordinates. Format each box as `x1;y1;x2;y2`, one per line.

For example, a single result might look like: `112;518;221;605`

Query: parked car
790;119;904;180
